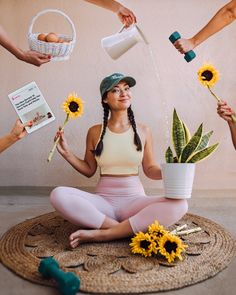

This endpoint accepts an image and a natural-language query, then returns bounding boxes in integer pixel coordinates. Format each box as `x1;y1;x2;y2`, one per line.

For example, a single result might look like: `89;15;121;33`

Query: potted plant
161;109;219;199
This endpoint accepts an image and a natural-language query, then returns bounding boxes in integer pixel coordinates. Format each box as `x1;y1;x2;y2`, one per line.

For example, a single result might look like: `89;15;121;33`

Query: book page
8;82;55;133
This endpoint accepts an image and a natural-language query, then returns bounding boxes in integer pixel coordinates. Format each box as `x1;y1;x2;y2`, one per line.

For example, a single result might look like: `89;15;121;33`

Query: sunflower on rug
130;220;192;263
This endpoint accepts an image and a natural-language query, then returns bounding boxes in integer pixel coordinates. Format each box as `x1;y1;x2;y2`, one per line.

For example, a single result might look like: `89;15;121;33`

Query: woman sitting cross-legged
50;73;188;248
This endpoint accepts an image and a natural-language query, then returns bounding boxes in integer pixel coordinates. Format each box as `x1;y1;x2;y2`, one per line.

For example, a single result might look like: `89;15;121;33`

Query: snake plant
165;109;219;163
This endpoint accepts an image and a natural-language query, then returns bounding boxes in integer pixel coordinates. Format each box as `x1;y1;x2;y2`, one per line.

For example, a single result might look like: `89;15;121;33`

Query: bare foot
69;229;106;248
69;220;133;248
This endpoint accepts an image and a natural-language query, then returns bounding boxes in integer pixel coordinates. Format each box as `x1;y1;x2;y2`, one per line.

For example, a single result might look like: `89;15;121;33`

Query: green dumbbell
169;31;196;62
39;257;80;295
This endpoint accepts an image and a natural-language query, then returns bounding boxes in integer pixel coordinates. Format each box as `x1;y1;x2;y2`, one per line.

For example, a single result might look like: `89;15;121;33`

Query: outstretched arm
84;0;136;27
174;0;236;53
141;125;162;180
229;122;236;150
0;25;51;66
55;126;98;177
217;101;236;150
0;120;32;154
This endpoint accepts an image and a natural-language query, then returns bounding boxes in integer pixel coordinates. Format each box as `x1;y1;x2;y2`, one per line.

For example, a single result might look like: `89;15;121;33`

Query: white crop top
95;127;144;175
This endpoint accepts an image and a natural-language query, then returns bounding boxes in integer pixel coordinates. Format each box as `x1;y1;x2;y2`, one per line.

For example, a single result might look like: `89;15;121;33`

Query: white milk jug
101;25;148;60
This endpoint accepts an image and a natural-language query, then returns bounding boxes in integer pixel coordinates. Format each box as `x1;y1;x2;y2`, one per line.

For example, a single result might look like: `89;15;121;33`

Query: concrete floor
0;188;235;295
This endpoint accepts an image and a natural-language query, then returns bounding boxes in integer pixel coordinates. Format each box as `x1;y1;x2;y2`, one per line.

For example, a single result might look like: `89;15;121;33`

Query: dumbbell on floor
39;257;80;295
169;31;196;62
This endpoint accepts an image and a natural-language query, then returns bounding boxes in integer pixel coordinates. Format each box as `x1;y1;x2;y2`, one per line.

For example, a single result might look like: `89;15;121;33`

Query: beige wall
0;0;235;190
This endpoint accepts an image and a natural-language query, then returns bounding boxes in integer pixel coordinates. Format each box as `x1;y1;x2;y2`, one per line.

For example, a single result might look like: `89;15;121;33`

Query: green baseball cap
100;73;136;97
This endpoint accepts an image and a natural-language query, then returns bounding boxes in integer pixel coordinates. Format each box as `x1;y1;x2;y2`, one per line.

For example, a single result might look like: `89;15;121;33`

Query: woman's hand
10;119;32;141
55;128;71;156
116;6;136;28
217;100;235;123
173;38;195;54
19;50;51;67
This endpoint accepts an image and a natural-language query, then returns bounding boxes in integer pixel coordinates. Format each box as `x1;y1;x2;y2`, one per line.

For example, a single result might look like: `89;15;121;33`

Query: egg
46;32;59;43
57;38;65;43
37;33;46;42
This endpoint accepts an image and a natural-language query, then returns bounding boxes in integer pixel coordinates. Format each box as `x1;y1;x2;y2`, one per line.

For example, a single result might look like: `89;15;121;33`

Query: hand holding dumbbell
39;257;80;295
169;31;196;62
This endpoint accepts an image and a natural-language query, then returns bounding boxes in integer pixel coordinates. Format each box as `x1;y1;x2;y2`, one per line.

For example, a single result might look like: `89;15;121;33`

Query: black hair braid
128;106;142;151
94;102;110;156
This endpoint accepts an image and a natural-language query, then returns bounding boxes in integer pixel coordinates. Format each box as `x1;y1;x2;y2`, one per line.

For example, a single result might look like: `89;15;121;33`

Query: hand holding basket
28;9;76;61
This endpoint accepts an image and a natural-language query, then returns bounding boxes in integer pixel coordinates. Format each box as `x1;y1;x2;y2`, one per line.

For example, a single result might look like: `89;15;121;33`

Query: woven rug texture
0;212;235;293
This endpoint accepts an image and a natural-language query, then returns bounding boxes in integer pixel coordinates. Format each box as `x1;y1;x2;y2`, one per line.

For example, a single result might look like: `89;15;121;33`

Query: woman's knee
171;198;188;217
178;199;188;215
50;186;66;207
164;198;188;220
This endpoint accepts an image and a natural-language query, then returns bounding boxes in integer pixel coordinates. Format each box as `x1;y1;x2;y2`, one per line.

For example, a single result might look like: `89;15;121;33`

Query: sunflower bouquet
47;93;84;162
198;63;236;123
130;220;189;263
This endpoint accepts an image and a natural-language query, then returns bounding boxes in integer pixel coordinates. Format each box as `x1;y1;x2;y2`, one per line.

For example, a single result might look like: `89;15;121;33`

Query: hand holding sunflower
54;127;70;157
47;93;84;162
198;64;236;123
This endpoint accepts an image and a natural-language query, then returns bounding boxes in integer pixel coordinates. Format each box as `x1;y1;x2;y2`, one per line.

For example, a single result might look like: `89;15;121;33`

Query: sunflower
130;232;158;257
63;93;84;118
47;92;84;162
148;220;168;241
157;233;187;263
198;63;219;88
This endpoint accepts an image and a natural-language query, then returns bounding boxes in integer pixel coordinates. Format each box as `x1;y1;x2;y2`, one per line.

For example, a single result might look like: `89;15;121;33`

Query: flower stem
170;224;187;234
231;115;236;123
207;86;236;123
175;227;202;236
47;114;69;162
207;86;221;102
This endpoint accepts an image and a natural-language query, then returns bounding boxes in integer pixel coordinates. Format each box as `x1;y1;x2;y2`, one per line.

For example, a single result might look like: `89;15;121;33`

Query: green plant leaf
195;131;213;152
172;109;186;161
187;143;219;163
182;121;191;145
165;146;174;163
180;123;203;163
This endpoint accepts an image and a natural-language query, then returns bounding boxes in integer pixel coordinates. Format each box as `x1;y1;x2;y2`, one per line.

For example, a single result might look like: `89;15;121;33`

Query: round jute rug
0;212;235;293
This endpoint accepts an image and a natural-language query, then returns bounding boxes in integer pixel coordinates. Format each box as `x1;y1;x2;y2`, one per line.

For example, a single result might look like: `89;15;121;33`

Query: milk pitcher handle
118;24;149;45
118;25;126;33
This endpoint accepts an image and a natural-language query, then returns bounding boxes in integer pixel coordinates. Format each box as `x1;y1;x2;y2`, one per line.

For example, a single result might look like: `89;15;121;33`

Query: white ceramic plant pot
161;163;196;199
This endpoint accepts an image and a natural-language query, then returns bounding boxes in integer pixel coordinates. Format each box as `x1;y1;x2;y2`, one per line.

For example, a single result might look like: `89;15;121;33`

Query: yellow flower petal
62;93;84;119
148;220;168;241
130;232;158;257
198;64;219;88
158;233;187;263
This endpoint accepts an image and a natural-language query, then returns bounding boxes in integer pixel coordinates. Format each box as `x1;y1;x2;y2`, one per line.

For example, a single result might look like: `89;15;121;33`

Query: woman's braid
94;102;109;156
128;106;142;151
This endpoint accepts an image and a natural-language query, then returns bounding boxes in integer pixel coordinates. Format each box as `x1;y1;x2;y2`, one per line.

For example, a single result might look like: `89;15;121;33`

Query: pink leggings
50;176;188;233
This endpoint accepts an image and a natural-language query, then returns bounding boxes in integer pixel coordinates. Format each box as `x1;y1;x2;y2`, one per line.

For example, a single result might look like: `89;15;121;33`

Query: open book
8;81;55;133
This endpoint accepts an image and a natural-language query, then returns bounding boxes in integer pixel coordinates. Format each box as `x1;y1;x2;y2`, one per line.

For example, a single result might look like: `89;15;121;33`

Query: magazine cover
8;81;55;133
